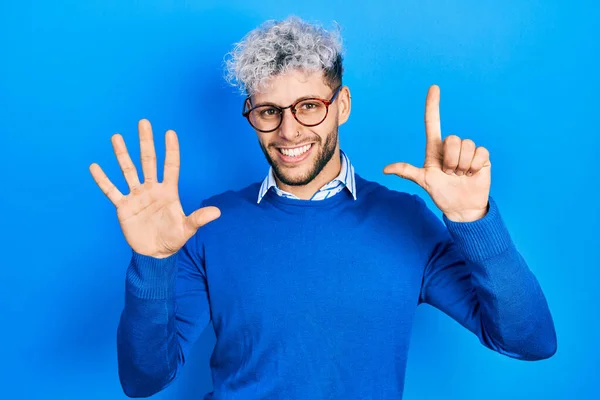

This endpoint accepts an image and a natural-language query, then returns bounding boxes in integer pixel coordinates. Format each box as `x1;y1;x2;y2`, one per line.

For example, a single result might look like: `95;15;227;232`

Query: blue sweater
117;174;556;399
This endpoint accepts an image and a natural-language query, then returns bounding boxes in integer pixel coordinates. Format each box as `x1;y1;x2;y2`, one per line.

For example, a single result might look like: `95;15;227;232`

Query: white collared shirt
257;150;357;203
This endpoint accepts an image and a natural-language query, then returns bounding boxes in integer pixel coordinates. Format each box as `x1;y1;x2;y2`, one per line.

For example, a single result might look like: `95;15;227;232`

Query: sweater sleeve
416;195;557;361
116;227;211;398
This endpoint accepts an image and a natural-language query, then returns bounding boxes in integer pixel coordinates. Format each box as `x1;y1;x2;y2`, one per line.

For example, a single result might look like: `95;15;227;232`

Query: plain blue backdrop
1;0;598;398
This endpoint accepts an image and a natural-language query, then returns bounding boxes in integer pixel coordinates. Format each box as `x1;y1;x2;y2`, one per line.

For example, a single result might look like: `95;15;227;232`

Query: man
89;16;556;399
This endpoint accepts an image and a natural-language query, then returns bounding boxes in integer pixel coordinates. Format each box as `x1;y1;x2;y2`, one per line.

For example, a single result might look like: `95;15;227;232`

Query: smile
278;143;313;157
276;143;314;164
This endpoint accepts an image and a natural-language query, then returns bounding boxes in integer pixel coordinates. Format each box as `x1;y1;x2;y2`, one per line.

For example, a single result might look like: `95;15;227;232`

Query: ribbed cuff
442;196;514;262
125;250;178;299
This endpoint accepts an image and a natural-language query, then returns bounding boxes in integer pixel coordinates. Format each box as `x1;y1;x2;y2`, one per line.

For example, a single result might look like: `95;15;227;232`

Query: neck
275;148;342;200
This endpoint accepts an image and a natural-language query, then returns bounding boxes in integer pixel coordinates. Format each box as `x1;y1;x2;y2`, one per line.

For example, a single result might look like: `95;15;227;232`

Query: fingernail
456;171;464;176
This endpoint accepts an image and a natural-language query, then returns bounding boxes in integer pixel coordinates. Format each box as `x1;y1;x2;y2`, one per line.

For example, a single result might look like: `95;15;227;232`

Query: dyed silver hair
224;16;344;96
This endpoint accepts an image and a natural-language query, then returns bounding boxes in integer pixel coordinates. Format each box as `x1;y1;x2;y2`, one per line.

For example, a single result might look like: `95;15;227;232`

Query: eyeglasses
242;85;343;133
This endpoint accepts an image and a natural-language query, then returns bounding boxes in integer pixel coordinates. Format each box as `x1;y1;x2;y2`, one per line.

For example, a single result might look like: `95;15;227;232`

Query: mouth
275;143;314;164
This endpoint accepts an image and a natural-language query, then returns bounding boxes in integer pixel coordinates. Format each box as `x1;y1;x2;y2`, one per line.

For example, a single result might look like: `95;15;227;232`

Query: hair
224;16;344;96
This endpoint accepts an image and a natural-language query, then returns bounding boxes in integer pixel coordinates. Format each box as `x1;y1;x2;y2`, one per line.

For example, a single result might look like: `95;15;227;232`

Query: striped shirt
257;150;357;203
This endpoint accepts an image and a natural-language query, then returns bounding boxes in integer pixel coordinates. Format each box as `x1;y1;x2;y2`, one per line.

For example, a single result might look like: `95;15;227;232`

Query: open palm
89;119;220;258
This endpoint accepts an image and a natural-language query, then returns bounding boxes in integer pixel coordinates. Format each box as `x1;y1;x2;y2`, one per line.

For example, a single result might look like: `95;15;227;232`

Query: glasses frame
242;84;343;133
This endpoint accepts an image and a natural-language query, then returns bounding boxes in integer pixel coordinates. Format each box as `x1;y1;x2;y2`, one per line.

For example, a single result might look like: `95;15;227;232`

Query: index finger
425;84;442;144
424;84;443;168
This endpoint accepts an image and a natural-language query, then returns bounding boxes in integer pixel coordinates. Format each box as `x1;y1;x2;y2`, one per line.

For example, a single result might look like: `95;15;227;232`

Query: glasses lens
248;106;282;131
245;99;329;131
294;99;327;126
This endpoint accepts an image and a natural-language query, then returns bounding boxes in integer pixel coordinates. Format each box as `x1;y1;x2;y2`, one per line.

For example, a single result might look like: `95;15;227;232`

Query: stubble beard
259;126;339;187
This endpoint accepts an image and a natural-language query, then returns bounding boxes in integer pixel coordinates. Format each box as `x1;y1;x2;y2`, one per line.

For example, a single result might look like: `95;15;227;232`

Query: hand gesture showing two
384;85;491;222
89;119;221;259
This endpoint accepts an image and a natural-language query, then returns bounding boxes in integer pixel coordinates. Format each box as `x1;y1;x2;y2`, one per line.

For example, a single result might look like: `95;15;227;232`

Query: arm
88;119;219;397
416;195;557;360
116;232;211;398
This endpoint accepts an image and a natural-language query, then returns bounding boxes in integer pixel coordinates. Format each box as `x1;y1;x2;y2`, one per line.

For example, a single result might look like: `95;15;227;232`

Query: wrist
444;203;489;222
125;251;178;299
147;251;177;259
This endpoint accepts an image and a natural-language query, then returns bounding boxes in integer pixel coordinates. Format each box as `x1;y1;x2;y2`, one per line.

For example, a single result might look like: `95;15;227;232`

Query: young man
90;16;556;399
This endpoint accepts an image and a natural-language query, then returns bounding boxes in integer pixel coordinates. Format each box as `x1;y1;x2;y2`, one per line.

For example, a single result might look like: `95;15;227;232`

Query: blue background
1;0;598;399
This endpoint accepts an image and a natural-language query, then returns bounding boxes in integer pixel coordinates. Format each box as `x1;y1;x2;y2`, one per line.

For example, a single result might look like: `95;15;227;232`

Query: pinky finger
467;146;491;175
89;163;124;206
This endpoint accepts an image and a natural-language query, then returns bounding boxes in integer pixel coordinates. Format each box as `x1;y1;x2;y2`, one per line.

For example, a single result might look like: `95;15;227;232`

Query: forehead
251;69;331;105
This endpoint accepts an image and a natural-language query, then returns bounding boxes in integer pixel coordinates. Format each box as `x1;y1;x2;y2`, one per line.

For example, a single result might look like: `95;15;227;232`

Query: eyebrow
251;94;326;108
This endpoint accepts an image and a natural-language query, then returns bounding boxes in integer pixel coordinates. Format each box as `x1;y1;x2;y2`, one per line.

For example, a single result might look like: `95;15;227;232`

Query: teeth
280;144;311;157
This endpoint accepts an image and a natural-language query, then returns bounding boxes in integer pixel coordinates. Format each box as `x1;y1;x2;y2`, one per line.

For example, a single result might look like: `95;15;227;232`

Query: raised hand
383;85;491;222
89;119;221;258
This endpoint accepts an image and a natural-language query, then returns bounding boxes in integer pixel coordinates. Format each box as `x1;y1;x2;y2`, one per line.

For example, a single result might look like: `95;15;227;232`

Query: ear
244;97;253;110
337;86;351;126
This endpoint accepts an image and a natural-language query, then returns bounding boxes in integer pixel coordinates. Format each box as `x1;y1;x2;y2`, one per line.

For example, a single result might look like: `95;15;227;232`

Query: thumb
185;206;221;235
383;162;425;187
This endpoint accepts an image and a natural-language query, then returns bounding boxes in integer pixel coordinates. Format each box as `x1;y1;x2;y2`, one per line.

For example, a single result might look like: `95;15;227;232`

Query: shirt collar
257;149;357;204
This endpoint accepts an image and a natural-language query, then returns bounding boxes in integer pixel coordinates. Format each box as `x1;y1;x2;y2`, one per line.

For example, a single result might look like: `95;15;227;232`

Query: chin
273;158;317;186
277;170;314;186
259;127;339;187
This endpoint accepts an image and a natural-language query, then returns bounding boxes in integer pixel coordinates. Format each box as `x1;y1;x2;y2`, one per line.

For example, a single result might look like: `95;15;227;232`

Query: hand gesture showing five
89;119;221;259
384;85;491;222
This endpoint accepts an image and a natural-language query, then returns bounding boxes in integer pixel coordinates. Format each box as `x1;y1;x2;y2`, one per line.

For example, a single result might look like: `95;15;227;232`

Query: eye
297;101;325;113
258;107;279;117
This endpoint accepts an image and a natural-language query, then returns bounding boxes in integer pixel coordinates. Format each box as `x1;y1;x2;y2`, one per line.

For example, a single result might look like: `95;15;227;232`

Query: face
249;70;351;187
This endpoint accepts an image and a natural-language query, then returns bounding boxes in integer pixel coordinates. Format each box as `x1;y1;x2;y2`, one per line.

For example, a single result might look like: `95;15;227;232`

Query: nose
278;108;301;141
